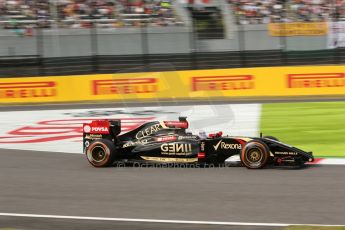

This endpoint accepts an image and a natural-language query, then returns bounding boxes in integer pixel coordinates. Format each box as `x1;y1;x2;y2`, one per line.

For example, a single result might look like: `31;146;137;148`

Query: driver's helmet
198;131;207;139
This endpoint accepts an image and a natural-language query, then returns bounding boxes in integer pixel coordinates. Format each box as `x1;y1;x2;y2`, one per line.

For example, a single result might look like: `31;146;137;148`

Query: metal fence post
189;21;197;70
280;29;288;66
141;23;150;71
36;27;45;75
334;5;341;64
237;24;246;67
280;2;288;66
90;22;99;73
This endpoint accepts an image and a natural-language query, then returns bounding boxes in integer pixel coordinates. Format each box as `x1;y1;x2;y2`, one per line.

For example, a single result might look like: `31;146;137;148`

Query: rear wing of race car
82;119;121;152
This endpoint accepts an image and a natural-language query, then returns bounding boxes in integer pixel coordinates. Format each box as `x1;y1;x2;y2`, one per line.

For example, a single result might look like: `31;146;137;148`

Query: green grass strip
285;226;345;230
261;102;345;157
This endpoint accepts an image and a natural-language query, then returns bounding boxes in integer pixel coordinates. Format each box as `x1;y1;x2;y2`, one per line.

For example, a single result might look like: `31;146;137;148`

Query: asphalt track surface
0;149;344;230
0;101;344;230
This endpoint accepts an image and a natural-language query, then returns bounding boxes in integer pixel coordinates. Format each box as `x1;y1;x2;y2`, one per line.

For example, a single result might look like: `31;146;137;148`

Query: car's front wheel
86;139;116;167
241;140;270;169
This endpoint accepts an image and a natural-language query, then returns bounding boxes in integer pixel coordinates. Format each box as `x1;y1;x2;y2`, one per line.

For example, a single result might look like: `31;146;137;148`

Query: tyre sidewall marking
87;142;110;167
241;141;269;168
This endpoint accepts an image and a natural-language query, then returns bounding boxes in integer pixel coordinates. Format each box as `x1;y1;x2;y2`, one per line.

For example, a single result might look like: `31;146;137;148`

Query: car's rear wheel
86;139;116;167
241;140;270;169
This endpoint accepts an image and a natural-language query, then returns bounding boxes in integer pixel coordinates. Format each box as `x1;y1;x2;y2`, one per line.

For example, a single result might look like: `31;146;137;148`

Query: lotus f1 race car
83;117;314;169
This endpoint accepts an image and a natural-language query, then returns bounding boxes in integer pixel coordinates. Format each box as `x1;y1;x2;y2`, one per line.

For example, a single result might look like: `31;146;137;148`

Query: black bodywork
83;117;314;168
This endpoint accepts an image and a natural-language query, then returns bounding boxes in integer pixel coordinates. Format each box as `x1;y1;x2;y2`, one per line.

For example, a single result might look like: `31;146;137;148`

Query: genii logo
161;143;192;155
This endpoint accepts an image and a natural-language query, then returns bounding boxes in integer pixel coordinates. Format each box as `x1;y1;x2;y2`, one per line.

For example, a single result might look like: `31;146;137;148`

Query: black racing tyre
264;136;279;141
241;140;270;169
86;139;116;167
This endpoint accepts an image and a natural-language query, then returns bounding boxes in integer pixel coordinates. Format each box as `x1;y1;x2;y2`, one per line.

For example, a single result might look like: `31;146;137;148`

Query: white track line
0;213;344;227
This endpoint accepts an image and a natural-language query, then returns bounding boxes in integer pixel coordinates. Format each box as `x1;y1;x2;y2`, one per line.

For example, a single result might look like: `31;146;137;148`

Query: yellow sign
268;22;328;36
0;65;344;104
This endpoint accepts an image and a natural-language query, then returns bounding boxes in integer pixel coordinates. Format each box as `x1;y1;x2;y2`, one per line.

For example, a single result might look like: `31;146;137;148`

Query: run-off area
0;104;261;153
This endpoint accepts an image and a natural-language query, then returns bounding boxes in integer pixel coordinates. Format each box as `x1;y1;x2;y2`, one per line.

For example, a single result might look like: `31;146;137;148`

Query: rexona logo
92;78;158;95
161;143;192;155
192;75;254;91
287;73;345;88
213;140;242;151
0;81;57;99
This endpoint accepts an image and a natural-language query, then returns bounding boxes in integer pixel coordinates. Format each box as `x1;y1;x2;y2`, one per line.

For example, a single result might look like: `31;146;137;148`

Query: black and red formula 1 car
82;117;314;169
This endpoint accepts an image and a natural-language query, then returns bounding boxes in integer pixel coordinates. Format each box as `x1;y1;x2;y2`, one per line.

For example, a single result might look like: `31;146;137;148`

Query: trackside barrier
0;65;344;104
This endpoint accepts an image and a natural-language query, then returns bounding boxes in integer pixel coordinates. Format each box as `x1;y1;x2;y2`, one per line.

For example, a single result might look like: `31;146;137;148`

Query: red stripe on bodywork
306;158;323;165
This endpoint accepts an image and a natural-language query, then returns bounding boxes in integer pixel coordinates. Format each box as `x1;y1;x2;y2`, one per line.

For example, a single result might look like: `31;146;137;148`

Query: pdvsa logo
91;127;109;132
287;73;345;88
83;124;109;134
83;125;91;133
192;75;254;91
0;81;57;99
92;78;158;95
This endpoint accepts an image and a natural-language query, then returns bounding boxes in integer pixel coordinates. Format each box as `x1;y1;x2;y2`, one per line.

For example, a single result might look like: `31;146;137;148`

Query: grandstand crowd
0;0;182;29
0;0;345;29
229;0;345;24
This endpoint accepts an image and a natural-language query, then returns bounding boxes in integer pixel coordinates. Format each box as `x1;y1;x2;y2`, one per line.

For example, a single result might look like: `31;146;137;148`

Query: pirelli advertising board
268;22;328;36
0;65;344;104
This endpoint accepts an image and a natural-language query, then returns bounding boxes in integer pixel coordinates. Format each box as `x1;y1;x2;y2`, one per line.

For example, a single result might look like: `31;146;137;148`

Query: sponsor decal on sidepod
136;124;162;139
161;143;192;155
213;140;242;151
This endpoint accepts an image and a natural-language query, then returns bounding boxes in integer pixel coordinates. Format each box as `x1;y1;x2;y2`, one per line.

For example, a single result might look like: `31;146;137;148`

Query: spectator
0;0;50;29
0;0;183;29
229;0;345;24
